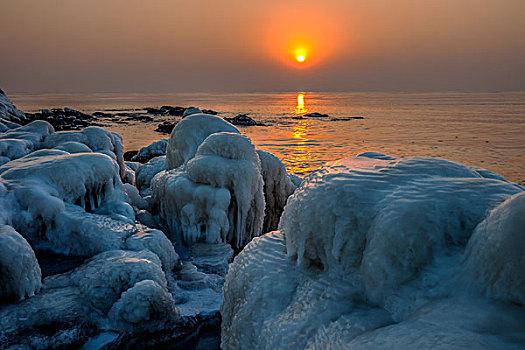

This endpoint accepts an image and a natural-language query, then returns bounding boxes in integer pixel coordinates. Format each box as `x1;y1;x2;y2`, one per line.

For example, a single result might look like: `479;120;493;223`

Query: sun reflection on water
293;92;308;114
287;117;314;175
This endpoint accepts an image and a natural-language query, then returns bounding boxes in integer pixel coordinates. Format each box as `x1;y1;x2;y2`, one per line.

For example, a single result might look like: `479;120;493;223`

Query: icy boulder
0;121;55;163
153;132;265;250
42;126;125;178
108;279;179;332
132;138;168;163
257;150;296;233
165;113;239;170
464;191;525;304
136;155;166;196
221;153;525;349
0;151;137;256
0;89;26;124
0;225;42;303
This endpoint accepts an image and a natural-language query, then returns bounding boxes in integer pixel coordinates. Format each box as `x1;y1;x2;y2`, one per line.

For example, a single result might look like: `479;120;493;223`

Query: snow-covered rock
42;126;125;178
136;155;166;196
464;191;525;305
221;153;525;349
153;132;265;250
0;89;26;124
107;279;179;332
132;138;168;163
165;113;239;170
0;225;42;303
0;121;55;163
257;150;296;233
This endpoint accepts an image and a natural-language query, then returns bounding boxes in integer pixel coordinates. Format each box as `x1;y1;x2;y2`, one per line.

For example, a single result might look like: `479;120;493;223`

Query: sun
294;48;307;63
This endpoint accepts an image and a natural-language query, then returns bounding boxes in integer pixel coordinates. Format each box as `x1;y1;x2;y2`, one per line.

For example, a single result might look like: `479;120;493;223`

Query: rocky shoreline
1;89;523;349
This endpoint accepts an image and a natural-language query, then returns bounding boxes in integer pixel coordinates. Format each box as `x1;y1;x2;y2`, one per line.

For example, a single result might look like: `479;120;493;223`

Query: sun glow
294;49;307;63
265;4;341;68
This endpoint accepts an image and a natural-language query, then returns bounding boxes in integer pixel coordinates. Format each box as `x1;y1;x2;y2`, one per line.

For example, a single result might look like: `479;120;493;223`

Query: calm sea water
12;92;525;184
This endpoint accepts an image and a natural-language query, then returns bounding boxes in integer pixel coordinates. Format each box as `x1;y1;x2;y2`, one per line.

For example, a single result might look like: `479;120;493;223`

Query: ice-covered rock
0;225;42;303
0;89;26;124
221;153;525;349
107;279;179;332
53;141;93;154
464;191;525;305
125;227;180;272
154;132;265;250
136;155;166;196
182;107;202;118
132;138;168;163
42;126;125;178
165;113;239;170
0;121;55;163
257;150;296;233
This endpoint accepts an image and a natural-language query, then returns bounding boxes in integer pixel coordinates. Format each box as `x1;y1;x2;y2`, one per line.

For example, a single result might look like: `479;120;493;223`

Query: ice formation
257;150;297;232
0;89;26;125
42;126;125;178
0;225;42;302
221;153;525;349
153;132;265;250
136;155;166;196
0;94;227;348
132;138;168;163
464;191;525;304
165;113;239;170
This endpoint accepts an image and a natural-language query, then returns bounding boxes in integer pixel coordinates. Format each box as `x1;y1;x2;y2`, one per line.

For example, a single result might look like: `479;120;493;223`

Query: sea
11;91;525;185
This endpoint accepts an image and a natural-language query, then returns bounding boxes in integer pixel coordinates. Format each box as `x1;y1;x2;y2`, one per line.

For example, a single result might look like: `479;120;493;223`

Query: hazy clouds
1;0;524;93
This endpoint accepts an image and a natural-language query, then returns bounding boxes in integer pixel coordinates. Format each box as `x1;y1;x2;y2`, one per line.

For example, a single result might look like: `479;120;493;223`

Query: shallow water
12;92;525;184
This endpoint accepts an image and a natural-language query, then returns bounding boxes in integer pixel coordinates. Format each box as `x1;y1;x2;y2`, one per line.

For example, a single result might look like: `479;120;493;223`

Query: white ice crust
165;113;239;170
221;153;525;349
154;131;265;250
0;225;42;302
0;90;26;125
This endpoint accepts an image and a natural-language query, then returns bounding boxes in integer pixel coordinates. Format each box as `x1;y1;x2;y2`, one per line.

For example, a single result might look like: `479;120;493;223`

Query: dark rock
23;107;95;131
201;109;219;115
125;114;154;122
124;150;139;161
92;111;112;118
160;105;185;116
225;114;260;126
145;107;164;115
304;112;330;118
155;121;177;134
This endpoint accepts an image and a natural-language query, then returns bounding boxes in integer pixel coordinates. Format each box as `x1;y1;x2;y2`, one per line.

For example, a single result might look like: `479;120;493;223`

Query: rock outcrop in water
221;152;525;349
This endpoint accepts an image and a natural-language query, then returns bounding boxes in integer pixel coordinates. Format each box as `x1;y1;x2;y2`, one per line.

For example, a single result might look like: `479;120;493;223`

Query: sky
1;0;524;93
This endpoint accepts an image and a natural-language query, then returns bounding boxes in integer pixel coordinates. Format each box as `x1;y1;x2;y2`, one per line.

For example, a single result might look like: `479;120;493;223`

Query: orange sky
1;0;524;92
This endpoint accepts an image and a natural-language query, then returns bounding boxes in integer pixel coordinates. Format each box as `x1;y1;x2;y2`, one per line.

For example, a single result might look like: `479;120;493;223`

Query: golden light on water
294;92;308;114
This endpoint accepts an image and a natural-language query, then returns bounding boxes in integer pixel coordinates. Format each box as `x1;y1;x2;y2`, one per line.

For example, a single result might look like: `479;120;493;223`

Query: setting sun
295;49;307;63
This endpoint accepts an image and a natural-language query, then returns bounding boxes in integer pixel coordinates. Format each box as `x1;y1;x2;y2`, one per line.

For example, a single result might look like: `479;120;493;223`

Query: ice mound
48;249;168;312
42;126;125;178
0;89;26;125
464;191;525;304
108;279;179;332
257;150;297;232
136;155;166;196
0;150;177;261
0;121;55;163
0;225;42;302
132;138;168;163
221;153;525;349
165;113;239;170
153;132;265;250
